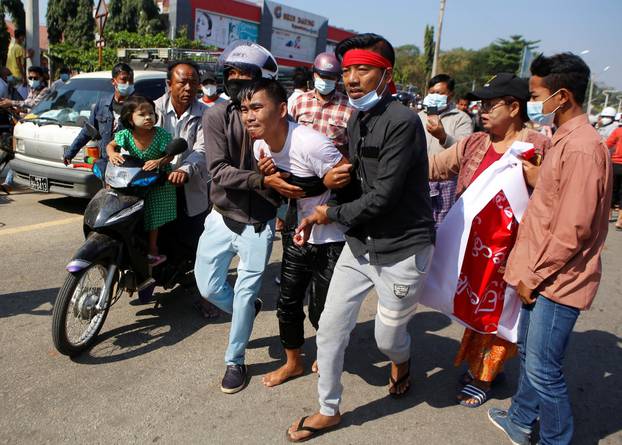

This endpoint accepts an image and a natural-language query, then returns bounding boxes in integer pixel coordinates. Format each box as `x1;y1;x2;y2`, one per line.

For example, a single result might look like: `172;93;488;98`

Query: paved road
1;188;621;444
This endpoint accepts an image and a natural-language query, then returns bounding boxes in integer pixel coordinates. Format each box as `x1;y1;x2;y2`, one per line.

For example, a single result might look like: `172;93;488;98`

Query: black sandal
389;359;411;397
286;416;338;443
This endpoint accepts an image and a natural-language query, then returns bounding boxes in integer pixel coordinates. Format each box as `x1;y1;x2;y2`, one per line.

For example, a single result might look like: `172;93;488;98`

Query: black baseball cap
466;73;529;101
201;71;217;84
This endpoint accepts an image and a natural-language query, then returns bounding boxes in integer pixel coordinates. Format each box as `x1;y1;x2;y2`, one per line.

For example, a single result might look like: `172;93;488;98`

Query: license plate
29;175;49;192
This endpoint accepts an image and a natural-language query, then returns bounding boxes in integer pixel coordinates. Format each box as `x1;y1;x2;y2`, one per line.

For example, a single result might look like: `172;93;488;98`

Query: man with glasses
0;66;50;113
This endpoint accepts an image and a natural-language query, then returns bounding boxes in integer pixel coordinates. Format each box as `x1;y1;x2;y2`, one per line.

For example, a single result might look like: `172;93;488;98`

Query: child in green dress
106;96;176;266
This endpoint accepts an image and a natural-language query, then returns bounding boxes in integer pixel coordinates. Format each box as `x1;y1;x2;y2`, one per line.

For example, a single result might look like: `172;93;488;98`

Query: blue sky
38;0;621;90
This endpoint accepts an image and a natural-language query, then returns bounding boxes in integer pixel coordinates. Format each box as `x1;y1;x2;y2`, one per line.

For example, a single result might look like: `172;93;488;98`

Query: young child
106;96;175;266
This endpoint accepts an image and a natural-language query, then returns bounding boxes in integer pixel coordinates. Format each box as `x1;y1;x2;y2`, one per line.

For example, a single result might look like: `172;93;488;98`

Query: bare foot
286;412;341;442
457;379;491;406
389;359;411;396
262;362;304;387
311;360;319;373
194;299;221;319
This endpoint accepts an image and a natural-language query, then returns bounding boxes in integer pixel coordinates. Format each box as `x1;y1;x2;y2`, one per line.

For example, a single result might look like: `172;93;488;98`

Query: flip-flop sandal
285;416;338;443
388;359;411;398
458;384;490;408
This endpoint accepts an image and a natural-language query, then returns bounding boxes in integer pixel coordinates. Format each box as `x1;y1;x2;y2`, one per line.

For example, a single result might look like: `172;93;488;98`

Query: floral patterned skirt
454;327;518;382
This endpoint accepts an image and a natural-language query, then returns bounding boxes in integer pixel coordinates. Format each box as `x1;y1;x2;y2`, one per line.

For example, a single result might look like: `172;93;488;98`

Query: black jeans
278;239;345;350
612;163;622;209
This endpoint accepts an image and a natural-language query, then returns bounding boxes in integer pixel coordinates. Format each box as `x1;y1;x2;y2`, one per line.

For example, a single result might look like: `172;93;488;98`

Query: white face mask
348;70;387;112
202;84;218;97
314;77;336;95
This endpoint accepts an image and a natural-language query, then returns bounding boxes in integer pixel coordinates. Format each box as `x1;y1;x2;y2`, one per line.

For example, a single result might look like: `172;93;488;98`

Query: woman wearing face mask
200;71;226;107
428;73;552;408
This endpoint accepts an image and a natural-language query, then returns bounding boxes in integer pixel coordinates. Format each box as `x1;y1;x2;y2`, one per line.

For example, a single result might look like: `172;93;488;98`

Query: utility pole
431;0;446;77
25;0;40;67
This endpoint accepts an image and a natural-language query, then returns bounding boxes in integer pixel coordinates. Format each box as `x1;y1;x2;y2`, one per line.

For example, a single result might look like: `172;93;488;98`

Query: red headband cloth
341;49;397;94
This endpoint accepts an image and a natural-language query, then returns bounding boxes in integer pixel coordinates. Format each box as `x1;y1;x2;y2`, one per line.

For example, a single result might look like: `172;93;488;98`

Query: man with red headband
285;33;435;442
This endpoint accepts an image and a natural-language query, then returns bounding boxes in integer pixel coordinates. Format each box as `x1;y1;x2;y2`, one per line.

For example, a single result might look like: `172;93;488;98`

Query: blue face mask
348;70;387;112
314;77;336;95
7;75;14;84
423;93;448;111
527;90;561;126
60;73;70;82
116;82;134;97
29;79;41;89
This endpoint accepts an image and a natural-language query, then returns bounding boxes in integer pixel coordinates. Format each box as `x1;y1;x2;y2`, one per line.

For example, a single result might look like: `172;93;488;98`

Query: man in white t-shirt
240;78;350;387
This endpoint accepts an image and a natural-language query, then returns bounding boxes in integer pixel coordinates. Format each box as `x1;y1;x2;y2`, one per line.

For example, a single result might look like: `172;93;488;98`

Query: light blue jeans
195;210;275;365
2;167;13;185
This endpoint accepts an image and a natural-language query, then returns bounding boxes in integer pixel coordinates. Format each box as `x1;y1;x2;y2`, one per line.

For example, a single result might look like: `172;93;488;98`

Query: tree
64;0;95;48
108;0;138;32
0;0;25;63
1;0;24;30
46;0;68;44
47;0;95;48
486;35;539;74
138;0;165;34
423;25;435;80
109;0;164;33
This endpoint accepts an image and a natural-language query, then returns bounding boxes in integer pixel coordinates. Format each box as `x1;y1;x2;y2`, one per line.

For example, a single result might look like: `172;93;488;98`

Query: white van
10;70;167;198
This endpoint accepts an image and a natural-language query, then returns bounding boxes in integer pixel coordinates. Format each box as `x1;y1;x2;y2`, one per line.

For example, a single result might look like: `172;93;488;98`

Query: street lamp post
581;51;611;117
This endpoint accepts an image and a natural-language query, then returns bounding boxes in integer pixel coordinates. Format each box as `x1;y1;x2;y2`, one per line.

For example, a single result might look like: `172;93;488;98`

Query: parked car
10;70;167;198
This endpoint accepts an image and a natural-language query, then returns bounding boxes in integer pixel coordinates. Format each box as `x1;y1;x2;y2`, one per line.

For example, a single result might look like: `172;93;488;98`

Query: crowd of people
1;27;618;444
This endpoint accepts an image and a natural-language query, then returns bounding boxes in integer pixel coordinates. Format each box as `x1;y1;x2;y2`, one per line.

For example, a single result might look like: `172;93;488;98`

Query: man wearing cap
290;52;352;157
420;74;474;227
285;33;435;441
200;71;226;108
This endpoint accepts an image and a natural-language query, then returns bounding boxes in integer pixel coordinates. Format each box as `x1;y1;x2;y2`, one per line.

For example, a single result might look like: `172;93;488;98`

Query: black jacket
326;95;435;265
203;102;279;224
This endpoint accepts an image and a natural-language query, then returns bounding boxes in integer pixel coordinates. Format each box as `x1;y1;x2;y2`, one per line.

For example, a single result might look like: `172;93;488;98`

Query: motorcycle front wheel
51;263;115;356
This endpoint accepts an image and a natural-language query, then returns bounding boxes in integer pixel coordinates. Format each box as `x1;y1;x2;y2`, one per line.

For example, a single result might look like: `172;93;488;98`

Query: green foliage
393;34;544;97
108;0;164;33
49;29;211;71
138;0;165;34
1;0;24;30
65;0;96;48
0;0;25;63
485;35;540;74
424;25;435;79
47;0;95;48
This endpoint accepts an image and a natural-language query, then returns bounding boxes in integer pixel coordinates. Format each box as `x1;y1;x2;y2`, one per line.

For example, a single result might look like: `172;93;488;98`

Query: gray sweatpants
316;242;433;416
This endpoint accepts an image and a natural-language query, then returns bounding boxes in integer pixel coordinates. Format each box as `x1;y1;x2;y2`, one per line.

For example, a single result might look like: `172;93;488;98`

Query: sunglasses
480;100;507;113
27;76;39;81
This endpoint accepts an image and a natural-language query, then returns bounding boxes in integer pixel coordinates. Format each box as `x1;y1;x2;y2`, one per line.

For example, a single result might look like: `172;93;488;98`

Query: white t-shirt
253;122;345;245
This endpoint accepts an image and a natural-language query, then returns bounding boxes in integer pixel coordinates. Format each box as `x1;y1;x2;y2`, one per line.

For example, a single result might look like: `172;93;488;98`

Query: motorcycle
51;123;192;357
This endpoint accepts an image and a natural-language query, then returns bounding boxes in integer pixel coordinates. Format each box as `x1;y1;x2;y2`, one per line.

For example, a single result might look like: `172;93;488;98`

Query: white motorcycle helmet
219;40;278;103
600;106;617;126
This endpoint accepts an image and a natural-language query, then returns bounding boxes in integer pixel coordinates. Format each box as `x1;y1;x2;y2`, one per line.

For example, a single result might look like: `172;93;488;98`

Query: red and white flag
420;141;534;342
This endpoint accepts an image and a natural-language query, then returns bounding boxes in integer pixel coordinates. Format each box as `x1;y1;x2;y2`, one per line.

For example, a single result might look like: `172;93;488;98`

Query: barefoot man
239;78;350;387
